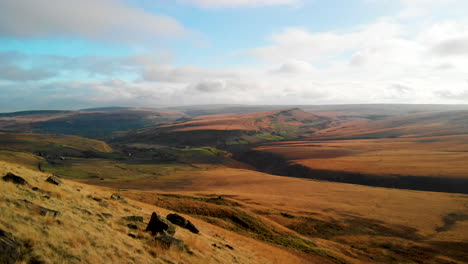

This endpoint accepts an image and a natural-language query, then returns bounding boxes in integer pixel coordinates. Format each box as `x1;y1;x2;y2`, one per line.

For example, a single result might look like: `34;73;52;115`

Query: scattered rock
167;213;199;234
93;196;102;202
2;172;28;186
46;176;62;186
75;208;92;215
110;193;123;200
280;212;295;218
101;213;113;218
225;244;234;250
145;212;176;236
31;187;52;196
127;224;138;230
122;216;144;222
0;229;21;264
17;199;61;217
155;235;184;250
128;233;136;239
211;243;222;249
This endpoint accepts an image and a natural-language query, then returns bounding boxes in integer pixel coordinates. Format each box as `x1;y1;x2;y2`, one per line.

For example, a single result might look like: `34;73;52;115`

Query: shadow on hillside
234;150;468;194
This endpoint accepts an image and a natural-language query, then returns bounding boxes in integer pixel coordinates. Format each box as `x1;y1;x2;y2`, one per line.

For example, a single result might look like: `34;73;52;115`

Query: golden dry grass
0;160;322;264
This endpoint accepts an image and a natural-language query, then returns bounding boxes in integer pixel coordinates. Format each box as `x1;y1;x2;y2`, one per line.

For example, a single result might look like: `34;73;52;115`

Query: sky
1;0;468;111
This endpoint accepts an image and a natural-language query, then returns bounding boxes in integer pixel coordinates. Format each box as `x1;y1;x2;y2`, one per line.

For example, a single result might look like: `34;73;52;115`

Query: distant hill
112;108;333;148
0;108;185;139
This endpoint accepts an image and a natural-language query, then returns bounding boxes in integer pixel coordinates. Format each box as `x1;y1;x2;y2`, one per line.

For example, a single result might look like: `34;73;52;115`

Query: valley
1;104;467;263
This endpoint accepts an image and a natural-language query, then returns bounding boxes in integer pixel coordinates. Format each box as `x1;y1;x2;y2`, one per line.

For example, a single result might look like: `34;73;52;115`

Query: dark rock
185;220;199;234
225;244;234;250
280;212;295;218
145;212;176;236
92;197;102;202
167;214;188;227
155;235;184;250
211;243;222;249
167;213;199;234
122;216;144;222
128;233;136;238
46;176;62;186
75;208;92;215
31;187;52;196
0;229;21;264
17;199;61;217
110;193;123;200
2;172;28;186
127;224;138;230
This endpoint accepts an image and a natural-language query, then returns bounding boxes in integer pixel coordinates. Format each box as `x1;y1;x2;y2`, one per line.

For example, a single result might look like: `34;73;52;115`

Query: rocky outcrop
167;213;199;234
145;212;175;236
2;173;28;186
0;229;21;264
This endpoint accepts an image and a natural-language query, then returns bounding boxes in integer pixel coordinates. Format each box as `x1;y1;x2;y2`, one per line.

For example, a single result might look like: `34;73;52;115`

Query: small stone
110;193;123;200
101;213;113;218
127;224;138;230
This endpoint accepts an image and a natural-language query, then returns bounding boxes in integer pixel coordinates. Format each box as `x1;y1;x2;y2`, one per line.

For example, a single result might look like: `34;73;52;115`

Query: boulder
122;216;144;222
0;229;21;264
46;176;62;186
167;213;199;234
155;235;184;250
145;212;176;236
2;173;28;185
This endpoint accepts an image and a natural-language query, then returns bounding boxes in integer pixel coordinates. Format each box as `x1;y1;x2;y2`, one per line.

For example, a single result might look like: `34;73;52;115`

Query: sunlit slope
0;160;322;264
114;108;332;147
312;110;468;140
101;167;468;264
0;132;113;153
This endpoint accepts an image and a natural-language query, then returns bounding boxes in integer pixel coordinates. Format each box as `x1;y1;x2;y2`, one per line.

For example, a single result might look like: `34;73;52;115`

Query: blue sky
1;0;468;111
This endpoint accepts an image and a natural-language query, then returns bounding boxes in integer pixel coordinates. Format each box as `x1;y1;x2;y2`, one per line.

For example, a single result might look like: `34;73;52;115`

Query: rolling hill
0;108;185;139
113;108;333;148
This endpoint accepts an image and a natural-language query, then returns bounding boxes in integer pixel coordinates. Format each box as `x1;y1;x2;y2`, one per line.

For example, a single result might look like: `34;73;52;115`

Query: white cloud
0;0;188;42
180;0;299;8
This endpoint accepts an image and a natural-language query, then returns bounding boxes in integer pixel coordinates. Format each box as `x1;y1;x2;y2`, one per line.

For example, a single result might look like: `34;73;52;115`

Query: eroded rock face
2;173;28;186
145;212;175;236
0;229;22;264
167;213;199;234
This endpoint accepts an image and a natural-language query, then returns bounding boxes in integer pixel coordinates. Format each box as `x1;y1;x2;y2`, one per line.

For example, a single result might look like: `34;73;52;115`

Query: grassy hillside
1;160;333;264
113;108;332;148
0;108;185;139
0;132;113;154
